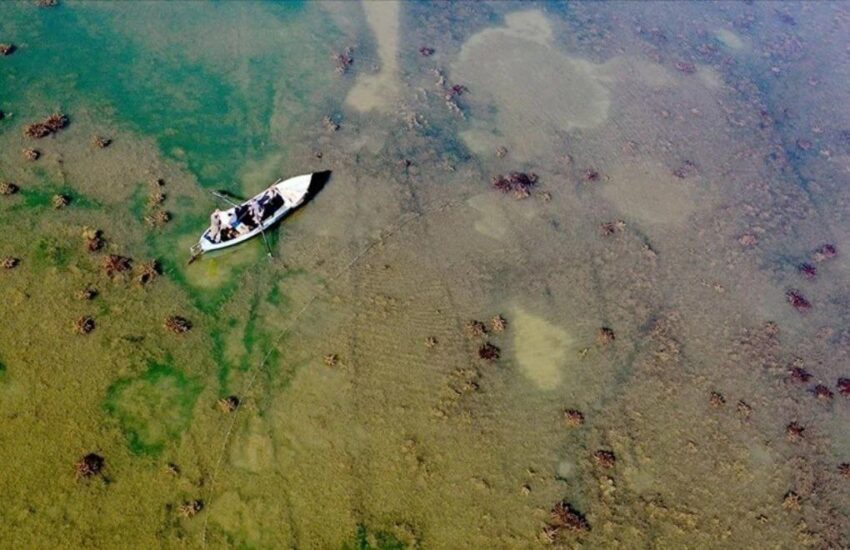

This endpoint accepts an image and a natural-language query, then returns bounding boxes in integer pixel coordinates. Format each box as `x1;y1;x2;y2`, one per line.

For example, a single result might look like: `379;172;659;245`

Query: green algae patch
104;361;202;456
345;524;406;550
14;186;101;211
32;236;74;270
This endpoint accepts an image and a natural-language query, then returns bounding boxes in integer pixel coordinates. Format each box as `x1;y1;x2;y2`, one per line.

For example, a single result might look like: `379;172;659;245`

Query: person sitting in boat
263;187;283;219
209;209;223;243
248;198;264;228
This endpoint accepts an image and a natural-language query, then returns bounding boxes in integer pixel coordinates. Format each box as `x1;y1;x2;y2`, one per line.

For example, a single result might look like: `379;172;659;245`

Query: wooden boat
190;170;329;260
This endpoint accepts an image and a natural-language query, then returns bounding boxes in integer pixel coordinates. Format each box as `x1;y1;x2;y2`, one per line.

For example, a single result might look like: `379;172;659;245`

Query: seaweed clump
464;320;488;338
164;315;192;334
75;453;104;479
2;257;20;269
74;316;95;334
91;136;111;148
136;260;160;286
490;315;507;333
798;263;817;279
52;194;70;209
24;112;68;138
0;43;15;56
543;500;589;542
785;289;811;312
596;327;615;346
102;254;132;277
478;342;500;362
593;450;616;469
709;391;726;408
217;395;240;413
789;366;812;383
332;47;354;74
837;377;850;397
178;500;204;518
76;286;97;300
0;182;19;195
23;148;40;161
813;384;833;401
144;209;171;227
83;228;104;252
563;409;584;427
786;421;804;442
812;244;837;263
491;171;538;199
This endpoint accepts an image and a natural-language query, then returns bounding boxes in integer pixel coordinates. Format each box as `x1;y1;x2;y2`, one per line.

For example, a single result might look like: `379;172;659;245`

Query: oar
211;190;240;207
210;190;274;260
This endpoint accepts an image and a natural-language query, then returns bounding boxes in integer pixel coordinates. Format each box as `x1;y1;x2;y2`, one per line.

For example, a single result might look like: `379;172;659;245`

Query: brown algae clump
136;260;160;286
464;320;488;338
490;314;507;332
145;210;171;227
596;327;615;346
709;391;726;408
478;342;501;362
563;409;584;427
23;148;40;161
786;421;804;442
24;112;68;138
837;378;850;397
812;244;837;263
74;316;95;334
0;182;19;196
491;172;538;199
788;367;812;384
217;395;240;413
545;500;590;541
332;47;354;74
0;43;15;56
813;384;833;401
83;228;104;252
75;453;104;479
178;500;204;518
164;315;192;334
147;191;166;208
593;449;616;469
52;194;70;209
2;257;20;269
91;135;111;148
76;286;97;300
102;254;132;277
785;289;811;312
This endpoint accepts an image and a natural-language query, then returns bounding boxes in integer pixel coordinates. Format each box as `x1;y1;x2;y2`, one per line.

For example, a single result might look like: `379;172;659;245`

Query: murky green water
2;1;850;547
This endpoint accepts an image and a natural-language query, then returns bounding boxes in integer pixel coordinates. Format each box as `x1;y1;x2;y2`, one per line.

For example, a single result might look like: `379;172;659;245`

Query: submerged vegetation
1;0;850;547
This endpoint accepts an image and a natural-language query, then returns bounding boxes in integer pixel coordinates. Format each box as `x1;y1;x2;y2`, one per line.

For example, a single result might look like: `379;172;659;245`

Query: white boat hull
191;172;324;256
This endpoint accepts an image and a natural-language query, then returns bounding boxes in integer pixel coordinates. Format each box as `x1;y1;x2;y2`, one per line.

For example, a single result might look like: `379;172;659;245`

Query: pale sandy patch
512;307;575;390
345;0;402;113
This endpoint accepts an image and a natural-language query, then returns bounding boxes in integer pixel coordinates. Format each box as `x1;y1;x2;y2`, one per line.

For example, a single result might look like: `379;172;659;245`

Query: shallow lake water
2;1;850;547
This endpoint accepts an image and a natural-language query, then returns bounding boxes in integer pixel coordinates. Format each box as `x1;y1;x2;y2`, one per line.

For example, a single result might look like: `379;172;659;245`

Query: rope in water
200;199;462;545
